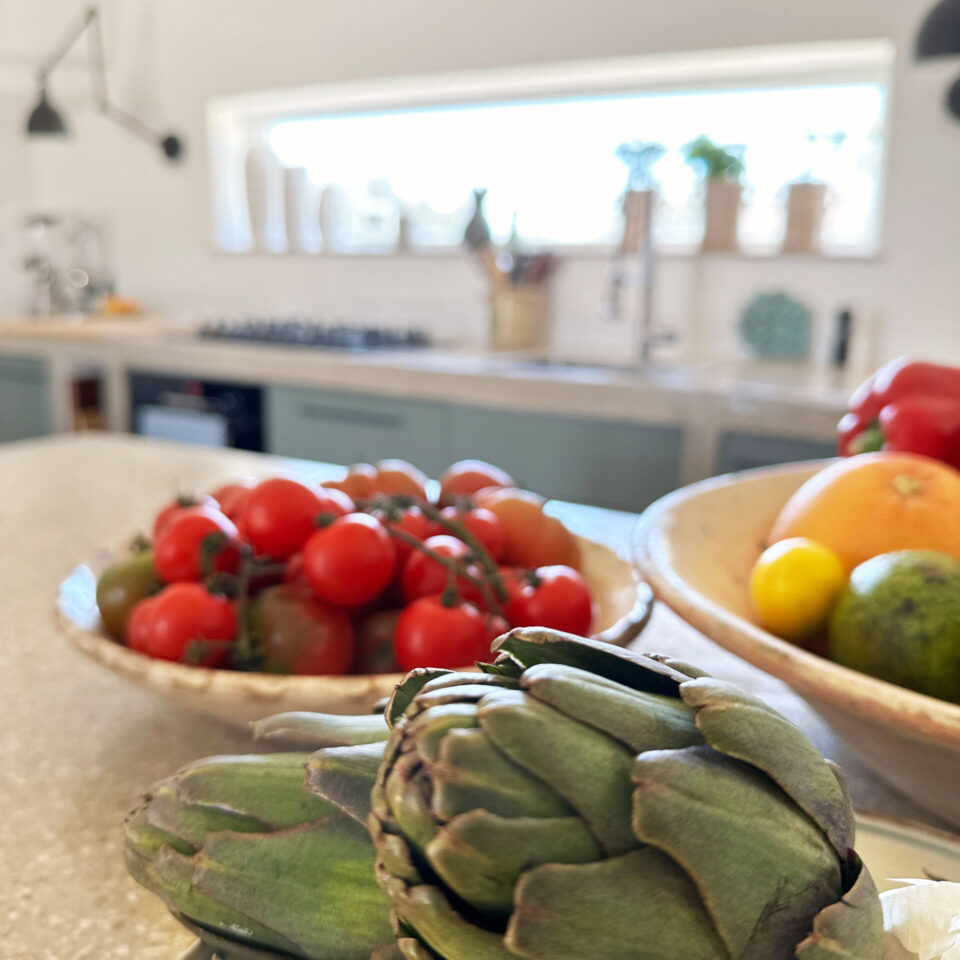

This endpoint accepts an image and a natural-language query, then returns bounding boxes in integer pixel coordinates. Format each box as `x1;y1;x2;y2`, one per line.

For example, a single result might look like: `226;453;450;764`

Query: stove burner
198;318;432;351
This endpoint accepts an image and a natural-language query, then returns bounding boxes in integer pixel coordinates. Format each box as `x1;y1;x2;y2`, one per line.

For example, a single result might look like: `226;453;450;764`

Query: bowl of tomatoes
58;459;652;726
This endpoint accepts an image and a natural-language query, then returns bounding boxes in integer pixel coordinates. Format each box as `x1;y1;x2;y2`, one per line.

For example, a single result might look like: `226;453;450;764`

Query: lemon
749;538;846;641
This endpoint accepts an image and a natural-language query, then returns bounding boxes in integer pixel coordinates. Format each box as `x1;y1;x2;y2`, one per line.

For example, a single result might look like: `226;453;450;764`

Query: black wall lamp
25;5;184;161
917;0;960;119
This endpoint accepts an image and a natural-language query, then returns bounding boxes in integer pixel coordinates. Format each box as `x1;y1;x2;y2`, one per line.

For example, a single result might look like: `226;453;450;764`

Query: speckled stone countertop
0;434;948;959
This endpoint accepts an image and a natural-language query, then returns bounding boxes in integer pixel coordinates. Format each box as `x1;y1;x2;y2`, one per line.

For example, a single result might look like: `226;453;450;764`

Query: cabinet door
717;431;835;475
0;355;50;443
451;405;682;511
266;386;453;475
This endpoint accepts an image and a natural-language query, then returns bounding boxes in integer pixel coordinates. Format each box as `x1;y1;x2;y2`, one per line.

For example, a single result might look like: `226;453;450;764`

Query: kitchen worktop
0;433;948;959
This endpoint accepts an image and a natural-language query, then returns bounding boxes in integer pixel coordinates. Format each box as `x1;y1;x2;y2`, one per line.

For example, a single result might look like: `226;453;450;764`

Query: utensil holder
490;284;550;351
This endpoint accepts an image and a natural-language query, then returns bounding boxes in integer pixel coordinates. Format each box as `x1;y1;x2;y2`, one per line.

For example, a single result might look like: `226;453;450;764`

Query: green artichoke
305;628;882;960
124;752;395;960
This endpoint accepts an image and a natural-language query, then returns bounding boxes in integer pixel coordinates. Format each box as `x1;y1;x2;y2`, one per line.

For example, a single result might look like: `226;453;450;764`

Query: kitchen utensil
634;460;960;827
58;535;652;727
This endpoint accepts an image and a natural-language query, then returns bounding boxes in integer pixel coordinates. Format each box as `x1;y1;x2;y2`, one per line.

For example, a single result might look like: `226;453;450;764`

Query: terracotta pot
701;179;742;253
782;181;828;255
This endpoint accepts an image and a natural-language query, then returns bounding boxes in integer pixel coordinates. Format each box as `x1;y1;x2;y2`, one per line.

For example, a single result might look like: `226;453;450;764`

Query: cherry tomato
485;614;511;646
242;478;327;560
153;494;217;539
127;583;237;666
373;504;430;565
440;505;506;561
96;550;163;639
249;584;354;675
439;460;514;506
401;535;473;602
317;486;356;517
505;565;593;636
354;609;402;674
373;459;429;500
154;508;240;583
302;514;397;608
329;464;379;501
210;480;256;521
284;552;309;586
395;595;490;671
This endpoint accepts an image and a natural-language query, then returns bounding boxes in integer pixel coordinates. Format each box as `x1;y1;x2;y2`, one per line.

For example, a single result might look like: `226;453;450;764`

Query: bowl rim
635;460;960;748
58;533;653;699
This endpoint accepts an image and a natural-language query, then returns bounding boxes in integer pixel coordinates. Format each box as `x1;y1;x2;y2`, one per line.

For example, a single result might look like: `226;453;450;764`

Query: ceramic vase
782;181;828;255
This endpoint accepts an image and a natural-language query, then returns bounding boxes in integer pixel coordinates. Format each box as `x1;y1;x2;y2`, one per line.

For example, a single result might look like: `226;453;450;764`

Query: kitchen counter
0;319;847;487
0;433;948;960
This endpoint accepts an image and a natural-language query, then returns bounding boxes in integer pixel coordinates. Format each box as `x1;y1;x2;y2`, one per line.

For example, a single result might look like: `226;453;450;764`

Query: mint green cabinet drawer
0;355;51;443
717;432;835;474
266;386;453;475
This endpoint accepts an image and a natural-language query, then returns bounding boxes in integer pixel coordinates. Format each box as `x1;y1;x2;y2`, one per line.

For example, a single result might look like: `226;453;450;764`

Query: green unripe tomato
96;551;163;640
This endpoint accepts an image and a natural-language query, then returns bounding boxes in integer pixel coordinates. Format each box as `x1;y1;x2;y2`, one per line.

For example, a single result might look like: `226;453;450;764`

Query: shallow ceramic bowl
635;461;960;828
58;535;651;728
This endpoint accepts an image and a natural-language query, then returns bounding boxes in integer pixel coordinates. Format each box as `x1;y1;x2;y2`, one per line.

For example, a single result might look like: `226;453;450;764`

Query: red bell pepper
839;358;960;468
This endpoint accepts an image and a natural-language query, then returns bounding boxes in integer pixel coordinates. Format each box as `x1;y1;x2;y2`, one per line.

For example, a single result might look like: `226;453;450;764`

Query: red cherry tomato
153;494;218;540
127;583;237;666
373;505;431;565
394;595;490;671
505;565;593;636
439;460;515;506
401;535;472;602
242;478;327;560
284;552;309;586
210;480;256;521
154;508;240;583
354;609;402;674
440;506;506;561
485;614;511;646
250;584;355;675
317;486;356;518
302;514;397;608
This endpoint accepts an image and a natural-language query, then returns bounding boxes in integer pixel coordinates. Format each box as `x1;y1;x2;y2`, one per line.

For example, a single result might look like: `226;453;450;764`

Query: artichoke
124;752;396;960
304;628;882;960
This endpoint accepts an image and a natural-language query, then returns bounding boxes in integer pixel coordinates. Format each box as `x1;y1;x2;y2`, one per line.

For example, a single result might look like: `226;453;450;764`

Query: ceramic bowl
634;461;960;828
58;535;651;728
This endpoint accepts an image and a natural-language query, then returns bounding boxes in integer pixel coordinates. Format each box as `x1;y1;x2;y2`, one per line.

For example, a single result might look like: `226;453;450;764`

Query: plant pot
782;181;828;255
701;179;742;253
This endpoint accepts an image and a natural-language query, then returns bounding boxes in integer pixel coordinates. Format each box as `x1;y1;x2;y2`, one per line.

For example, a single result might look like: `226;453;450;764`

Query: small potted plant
615;140;665;254
684;135;746;253
782;131;845;255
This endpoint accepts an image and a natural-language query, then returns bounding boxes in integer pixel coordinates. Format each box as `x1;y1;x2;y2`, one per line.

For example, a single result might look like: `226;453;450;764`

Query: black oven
129;372;264;451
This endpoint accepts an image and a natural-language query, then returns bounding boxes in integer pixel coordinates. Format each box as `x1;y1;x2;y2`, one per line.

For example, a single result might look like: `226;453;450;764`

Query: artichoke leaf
631;745;843;960
795;855;884;959
425;809;601;913
385;752;440;852
520;663;703;753
493;628;689;696
388;670;456;727
505;848;730;960
419;673;520;693
174;912;316;959
681;678;855;857
405;703;480;763
415;684;523;711
307;742;386;824
477;688;637;855
254;712;391;747
430;727;572;821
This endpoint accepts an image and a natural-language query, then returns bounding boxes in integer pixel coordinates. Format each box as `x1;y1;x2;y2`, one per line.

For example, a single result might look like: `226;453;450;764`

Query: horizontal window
209;41;892;257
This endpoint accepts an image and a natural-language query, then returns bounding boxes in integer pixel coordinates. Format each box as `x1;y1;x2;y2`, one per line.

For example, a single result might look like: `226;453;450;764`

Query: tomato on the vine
401;534;476;603
249;584;354;675
242;478;344;560
210;480;256;522
394;595;490;671
331;460;428;501
153;508;240;583
504;565;593;636
153;494;217;539
373;504;430;565
126;583;237;666
440;505;506;561
302;513;397;608
354;609;402;674
439;460;514;506
96;550;163;639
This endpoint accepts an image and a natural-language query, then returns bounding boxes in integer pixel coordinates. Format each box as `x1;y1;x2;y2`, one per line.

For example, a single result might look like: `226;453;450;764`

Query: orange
770;453;960;571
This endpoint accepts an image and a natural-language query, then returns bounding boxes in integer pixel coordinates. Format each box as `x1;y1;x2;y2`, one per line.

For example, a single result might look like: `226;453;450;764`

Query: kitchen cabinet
0;354;51;443
717;431;835;474
266;386;454;476
451;406;682;511
267;385;683;511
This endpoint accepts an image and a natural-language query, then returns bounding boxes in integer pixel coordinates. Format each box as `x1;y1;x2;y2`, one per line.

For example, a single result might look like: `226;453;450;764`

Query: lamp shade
918;0;960;58
26;90;67;135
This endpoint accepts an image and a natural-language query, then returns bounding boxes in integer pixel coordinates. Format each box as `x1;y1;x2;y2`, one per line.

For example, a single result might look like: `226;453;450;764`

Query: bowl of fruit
58;458;651;727
635;358;960;827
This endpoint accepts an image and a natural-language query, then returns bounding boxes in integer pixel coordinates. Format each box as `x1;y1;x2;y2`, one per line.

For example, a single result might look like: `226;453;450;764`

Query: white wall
1;0;958;363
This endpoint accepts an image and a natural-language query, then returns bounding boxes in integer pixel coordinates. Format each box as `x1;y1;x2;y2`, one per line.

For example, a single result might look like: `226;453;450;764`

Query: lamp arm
37;6;98;85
